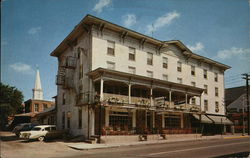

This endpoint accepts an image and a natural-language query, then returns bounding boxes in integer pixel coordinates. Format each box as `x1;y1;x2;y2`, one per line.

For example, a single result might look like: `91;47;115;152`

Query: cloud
145;11;180;34
187;42;204;52
93;0;111;13
216;47;250;60
28;27;41;35
122;14;137;27
9;63;34;74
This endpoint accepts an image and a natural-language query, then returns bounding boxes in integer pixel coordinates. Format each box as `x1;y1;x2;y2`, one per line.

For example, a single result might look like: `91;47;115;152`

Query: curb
223;136;250;139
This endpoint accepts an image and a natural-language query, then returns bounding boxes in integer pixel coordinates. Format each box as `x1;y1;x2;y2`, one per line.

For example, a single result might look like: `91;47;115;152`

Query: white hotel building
51;15;232;141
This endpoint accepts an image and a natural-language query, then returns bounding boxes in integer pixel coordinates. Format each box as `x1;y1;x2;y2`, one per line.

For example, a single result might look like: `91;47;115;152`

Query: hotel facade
51;15;231;141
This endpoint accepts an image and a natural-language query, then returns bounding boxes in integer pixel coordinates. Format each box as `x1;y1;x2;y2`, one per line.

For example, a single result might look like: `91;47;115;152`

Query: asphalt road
61;137;250;158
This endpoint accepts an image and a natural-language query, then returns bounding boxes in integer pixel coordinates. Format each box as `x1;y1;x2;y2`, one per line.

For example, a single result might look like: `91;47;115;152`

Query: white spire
32;67;43;100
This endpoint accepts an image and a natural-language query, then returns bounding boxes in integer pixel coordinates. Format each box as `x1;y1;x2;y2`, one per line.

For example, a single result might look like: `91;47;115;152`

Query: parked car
19;125;65;141
12;123;38;137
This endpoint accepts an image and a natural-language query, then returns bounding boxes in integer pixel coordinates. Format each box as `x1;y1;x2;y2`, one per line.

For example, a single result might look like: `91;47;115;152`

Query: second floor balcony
87;68;203;113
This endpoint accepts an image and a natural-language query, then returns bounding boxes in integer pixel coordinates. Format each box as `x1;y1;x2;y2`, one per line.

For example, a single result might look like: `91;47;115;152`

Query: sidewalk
66;134;250;150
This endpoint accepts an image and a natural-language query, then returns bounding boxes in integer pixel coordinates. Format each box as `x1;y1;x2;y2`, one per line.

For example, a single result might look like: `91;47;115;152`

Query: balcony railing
103;93;150;107
131;96;150;107
101;93;200;112
103;93;129;104
174;103;201;112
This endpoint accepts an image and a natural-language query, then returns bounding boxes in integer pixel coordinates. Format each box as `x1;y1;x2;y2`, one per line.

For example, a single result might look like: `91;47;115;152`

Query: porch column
162;114;165;128
105;108;109;127
199;95;202;111
152;112;155;128
185;92;188;108
150;87;153;107
100;77;104;101
181;113;184;129
169;90;172;108
128;83;131;104
132;110;136;128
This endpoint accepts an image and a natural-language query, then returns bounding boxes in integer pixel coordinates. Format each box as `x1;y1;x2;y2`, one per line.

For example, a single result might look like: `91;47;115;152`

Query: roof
24;99;55;104
227;94;248;110
35;106;56;117
225;86;249;106
50;14;230;70
87;67;204;94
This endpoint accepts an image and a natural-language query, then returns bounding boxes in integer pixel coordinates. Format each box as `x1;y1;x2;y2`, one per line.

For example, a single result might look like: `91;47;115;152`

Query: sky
1;0;250;101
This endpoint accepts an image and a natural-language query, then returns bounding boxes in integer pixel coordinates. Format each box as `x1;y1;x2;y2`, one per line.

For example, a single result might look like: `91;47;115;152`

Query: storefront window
109;111;132;130
165;114;181;128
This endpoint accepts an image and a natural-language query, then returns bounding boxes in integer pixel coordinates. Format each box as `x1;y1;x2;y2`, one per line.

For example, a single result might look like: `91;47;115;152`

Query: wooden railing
102;93;200;111
174;103;201;112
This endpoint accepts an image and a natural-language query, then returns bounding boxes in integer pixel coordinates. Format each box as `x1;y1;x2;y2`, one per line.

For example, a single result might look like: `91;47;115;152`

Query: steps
84;135;99;144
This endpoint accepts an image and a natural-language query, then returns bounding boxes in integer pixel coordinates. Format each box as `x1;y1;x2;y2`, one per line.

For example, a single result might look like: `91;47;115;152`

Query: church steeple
32;67;43;100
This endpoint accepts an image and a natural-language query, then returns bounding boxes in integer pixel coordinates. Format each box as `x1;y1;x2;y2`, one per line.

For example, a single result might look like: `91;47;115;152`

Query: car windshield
31;127;41;131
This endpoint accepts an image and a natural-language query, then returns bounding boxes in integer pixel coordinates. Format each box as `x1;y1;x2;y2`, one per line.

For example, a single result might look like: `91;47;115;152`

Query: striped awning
206;115;233;125
193;114;213;124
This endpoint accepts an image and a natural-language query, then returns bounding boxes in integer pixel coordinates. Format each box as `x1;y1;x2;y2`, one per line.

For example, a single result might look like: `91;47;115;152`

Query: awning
206;115;233;125
193;114;213;124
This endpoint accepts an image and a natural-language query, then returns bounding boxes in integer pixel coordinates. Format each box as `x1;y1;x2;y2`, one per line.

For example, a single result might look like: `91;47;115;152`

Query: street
62;138;250;158
1;131;250;158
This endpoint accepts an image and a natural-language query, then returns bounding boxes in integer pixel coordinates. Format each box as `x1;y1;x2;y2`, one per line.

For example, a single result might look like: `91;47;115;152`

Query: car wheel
38;136;45;142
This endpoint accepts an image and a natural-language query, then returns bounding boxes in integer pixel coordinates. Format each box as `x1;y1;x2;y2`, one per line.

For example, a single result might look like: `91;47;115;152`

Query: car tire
38;136;45;142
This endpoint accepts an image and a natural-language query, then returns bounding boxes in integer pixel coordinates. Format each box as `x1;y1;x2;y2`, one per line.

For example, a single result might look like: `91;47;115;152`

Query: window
204;100;208;111
191;98;196;105
163;57;168;69
109;111;132;130
128;66;136;74
215;87;219;97
62;112;65;129
204;85;208;94
79;64;83;79
78;108;82;129
177;61;182;72
147;52;153;65
147;71;153;78
191;82;196;87
177;78;182;84
214;73;218;82
107;61;115;70
62;93;66;105
43;104;48;110
165;114;181;128
163;74;168;81
191;66;195;76
107;40;115;56
129;47;135;61
203;69;207;79
215;101;219;112
34;104;39;112
45;127;50;131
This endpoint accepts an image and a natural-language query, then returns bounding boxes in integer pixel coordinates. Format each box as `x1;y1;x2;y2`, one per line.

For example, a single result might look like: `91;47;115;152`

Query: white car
20;125;63;141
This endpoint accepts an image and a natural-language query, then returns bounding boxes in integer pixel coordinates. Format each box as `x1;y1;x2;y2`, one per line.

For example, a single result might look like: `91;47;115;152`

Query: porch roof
87;68;204;95
206;115;233;125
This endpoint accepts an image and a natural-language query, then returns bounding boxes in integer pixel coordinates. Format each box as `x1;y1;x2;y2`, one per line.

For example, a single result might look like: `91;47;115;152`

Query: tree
0;82;24;129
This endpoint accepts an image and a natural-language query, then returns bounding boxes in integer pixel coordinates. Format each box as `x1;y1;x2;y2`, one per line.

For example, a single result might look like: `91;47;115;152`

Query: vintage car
19;125;64;141
12;123;38;137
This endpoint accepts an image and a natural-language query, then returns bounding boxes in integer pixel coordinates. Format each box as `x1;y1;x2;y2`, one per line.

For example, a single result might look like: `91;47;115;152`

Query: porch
87;68;204;137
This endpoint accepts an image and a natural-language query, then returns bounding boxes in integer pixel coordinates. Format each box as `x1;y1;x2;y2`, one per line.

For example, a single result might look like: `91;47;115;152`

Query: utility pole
242;73;250;135
242;96;245;135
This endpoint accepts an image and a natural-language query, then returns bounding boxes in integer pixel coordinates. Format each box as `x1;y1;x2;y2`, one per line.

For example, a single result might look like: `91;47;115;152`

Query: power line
242;73;250;135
